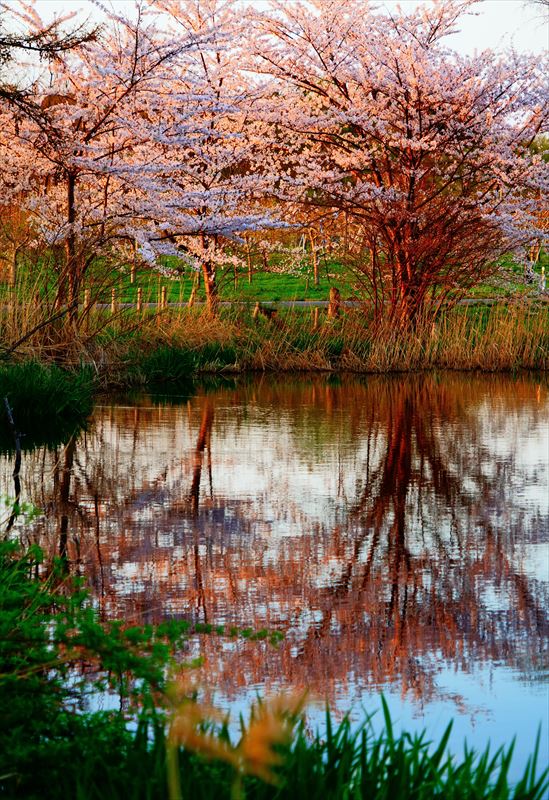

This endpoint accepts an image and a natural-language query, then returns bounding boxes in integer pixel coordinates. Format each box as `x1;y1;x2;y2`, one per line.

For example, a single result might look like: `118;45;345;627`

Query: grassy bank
0;361;94;451
99;302;548;386
1;541;546;800
0;304;546;416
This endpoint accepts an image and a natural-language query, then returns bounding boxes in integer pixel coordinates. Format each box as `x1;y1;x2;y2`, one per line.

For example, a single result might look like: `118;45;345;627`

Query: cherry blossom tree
0;0;97;113
2;0;547;327
251;0;549;323
0;3;202;323
1;0;278;320
122;0;277;315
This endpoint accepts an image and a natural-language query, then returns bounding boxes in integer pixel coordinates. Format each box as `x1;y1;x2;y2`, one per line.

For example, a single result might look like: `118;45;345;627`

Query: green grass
0;361;94;451
97;249;547;306
101;262;350;307
131;342;239;387
1;541;547;800
0;242;546;312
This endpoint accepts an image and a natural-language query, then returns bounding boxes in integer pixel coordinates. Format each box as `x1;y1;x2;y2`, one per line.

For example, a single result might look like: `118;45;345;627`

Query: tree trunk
55;252;68;310
66;172;79;323
391;251;422;327
202;260;218;316
9;244;17;287
131;239;137;283
328;286;341;319
245;234;253;284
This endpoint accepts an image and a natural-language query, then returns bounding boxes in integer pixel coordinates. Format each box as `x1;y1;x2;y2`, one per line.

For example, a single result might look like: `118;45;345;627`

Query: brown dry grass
0;290;546;378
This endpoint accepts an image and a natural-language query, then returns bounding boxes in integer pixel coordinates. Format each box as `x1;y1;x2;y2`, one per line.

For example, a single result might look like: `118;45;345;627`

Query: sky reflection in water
3;373;548;776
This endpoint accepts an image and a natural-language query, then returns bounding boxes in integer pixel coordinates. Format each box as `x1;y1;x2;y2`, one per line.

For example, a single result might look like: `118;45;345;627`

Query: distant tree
252;0;549;324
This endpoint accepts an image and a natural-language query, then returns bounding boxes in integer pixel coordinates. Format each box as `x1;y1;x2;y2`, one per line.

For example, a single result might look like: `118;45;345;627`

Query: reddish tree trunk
201;260;218;316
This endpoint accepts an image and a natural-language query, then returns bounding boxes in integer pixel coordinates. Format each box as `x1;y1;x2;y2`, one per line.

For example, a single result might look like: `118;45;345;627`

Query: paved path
101;296;548;310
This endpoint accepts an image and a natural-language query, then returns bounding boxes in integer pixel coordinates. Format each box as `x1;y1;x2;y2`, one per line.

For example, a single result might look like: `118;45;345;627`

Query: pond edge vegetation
0;302;547;400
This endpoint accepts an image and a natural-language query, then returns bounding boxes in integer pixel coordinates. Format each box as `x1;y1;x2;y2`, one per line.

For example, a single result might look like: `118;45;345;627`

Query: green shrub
195;342;238;370
136;346;196;385
0;361;94;451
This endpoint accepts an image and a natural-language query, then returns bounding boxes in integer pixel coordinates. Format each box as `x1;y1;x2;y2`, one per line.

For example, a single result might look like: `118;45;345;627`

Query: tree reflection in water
3;374;547;706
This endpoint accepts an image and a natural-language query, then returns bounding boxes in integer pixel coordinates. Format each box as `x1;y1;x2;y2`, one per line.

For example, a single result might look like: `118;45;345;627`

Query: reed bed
0;294;546;387
123;302;548;383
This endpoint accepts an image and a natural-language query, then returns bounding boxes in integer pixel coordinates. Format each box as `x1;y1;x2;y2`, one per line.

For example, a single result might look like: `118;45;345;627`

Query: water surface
3;373;548;775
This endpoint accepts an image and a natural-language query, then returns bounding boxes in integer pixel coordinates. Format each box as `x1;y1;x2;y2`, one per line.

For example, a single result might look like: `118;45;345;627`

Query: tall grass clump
131;342;239;387
224;302;548;374
0;360;94;450
1;541;547;800
0;263;57;359
433;304;549;370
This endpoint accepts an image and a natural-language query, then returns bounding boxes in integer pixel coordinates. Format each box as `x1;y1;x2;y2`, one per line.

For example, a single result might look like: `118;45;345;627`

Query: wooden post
312;307;319;330
111;288;116;315
136;286;142;313
161;285;167;310
328;287;341;319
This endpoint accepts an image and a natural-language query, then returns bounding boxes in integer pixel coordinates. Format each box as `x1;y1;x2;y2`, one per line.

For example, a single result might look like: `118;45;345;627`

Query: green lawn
110;250;547;306
109;258;350;306
0;249;546;307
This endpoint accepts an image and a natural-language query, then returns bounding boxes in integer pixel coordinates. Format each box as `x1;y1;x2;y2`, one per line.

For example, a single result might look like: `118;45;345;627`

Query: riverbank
0;303;546;449
0;361;94;451
1;303;547;393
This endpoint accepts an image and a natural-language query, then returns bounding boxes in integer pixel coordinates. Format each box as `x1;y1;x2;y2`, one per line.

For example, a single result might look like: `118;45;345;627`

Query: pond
2;372;548;778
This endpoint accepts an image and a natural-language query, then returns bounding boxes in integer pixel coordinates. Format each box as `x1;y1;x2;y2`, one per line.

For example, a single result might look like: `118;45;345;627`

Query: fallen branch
4;397;22;533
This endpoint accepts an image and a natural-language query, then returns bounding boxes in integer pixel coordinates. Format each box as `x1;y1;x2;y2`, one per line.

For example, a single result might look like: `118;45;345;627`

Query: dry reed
0;289;546;379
